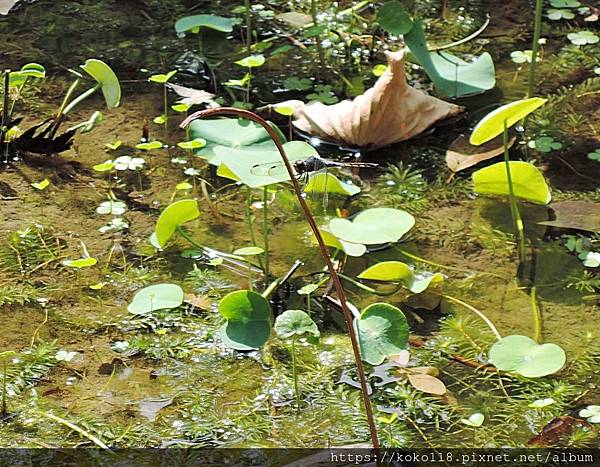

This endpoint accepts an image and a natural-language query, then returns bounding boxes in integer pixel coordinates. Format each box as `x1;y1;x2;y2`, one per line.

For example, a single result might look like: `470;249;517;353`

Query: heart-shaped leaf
219;290;272;350
155;199;200;248
358;261;443;293
128;284;184;315
489;335;566;377
329;208;415;245
80;59;121;109
355;303;410;365
275;310;320;343
473;161;551;205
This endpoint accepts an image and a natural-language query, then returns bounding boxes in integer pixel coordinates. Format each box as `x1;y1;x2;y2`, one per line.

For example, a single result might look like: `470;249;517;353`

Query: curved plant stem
503;121;526;264
181;108;380;451
2;70;10;164
527;0;544;98
263;186;270;280
1;357;7;415
244;0;252;54
291;335;300;409
531;286;542;343
443;294;502;341
246;187;265;274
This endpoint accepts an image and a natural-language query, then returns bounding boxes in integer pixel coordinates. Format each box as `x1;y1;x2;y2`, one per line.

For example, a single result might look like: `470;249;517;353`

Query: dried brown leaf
538;201;600;233
167;83;215;106
289;49;464;149
407;372;447;395
446;132;516;173
0;0;18;15
184;293;212;310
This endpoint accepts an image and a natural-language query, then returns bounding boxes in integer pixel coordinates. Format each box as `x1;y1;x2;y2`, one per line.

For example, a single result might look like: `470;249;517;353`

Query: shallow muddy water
0;0;598;458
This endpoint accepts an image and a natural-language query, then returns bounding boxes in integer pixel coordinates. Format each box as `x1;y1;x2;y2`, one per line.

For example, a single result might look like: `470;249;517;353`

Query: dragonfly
250;155;378;209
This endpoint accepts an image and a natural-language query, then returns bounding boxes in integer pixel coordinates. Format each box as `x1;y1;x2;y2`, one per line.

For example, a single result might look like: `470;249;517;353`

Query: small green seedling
527;136;562;152
105;140;122;151
149;71;177;137
587;149;600;161
232;54;265;104
274;309;320;408
297;283;319;314
52;59;120;137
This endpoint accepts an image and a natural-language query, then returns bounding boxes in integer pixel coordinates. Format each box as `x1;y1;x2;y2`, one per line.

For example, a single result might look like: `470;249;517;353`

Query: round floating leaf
580;406;600;423
80;59;121;109
472;161;551;205
136;141;163;151
155;199;200;248
62;258;97;268
329;208;415;245
274;310;320;343
377;0;414;35
469;98;547;145
314;229;367;257
489;335;566;378
358;261;443;293
461;413;484;427
528;398;555;409
175;14;235;34
304;172;361;197
177;138;206;150
218;290;272;350
127;283;184;315
233;246;264;256
355;303;410;365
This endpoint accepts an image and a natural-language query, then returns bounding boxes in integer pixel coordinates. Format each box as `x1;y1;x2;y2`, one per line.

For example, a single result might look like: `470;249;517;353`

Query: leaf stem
263;185;270;280
503;121;526;264
527;0;543;98
291;335;300;409
443;294;502;341
531;286;542;343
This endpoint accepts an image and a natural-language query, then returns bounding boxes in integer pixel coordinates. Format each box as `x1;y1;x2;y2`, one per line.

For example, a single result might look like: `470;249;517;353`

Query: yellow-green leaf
31;179;50;190
470;98;547;145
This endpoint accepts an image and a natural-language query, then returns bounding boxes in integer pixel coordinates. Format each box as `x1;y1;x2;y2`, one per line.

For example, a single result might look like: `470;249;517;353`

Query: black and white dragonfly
250;155;378;210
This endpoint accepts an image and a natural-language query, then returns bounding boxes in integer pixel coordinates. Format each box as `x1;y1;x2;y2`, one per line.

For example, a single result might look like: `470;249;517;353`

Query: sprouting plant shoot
149;70;177;138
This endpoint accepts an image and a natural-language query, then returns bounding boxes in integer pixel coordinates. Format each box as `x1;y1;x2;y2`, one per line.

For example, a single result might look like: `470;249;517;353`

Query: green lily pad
377;0;413;35
275;310;320;344
154;199;200;248
219;290;272;350
472;161;551;205
315;229;367;257
188;118;287;163
470;98;547;145
80;59;121;109
489;335;566;378
175;14;234;34
215;140;316;188
358;261;443;293
404;20;495;98
304;172;361;197
329;208;415;245
128;284;184;315
355;303;409;365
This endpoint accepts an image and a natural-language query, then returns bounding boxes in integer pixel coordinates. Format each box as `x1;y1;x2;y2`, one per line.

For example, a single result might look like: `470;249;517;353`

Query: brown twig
181;108;380;451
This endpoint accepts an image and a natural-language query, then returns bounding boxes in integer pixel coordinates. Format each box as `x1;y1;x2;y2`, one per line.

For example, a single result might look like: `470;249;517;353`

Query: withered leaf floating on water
0;0;18;15
283;49;464;150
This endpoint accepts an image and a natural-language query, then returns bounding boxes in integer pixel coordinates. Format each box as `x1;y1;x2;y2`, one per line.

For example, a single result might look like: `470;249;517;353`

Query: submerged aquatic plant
180;107;381;449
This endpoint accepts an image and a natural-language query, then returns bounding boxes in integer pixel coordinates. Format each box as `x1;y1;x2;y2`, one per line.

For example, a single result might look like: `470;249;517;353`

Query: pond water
0;0;598;460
